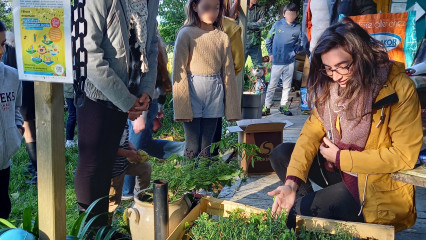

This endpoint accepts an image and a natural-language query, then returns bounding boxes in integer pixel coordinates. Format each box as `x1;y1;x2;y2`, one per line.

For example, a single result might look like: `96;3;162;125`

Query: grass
7;100;187;234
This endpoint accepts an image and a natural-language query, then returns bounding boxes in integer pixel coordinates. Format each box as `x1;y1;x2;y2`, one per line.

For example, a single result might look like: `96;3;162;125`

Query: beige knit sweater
172;26;242;121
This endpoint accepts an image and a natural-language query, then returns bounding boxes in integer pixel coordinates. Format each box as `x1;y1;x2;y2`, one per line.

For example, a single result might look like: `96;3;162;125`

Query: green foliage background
0;0;13;30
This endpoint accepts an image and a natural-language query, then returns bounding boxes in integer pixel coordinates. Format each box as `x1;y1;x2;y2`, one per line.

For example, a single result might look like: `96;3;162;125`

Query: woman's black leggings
269;143;364;228
75;98;128;226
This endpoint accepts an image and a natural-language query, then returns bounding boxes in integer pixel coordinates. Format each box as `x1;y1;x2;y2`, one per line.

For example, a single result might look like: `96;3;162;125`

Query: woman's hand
267;181;297;216
319;137;339;163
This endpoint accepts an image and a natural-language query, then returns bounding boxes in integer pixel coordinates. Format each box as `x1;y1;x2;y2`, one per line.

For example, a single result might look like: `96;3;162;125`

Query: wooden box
228;119;286;174
296;215;395;240
167;197;264;240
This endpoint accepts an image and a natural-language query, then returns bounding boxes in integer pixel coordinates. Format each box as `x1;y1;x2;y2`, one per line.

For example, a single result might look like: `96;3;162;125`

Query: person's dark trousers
269;143;364;228
245;45;263;67
75;98;128;227
0;167;11;219
183;118;218;159
211;117;223;156
66;98;77;141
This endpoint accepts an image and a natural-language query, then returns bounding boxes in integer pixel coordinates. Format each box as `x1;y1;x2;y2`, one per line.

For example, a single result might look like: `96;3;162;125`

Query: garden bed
167;197;395;240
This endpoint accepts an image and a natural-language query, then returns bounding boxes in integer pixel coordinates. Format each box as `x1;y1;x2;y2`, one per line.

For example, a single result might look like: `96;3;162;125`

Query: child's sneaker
279;105;293;116
262;106;271;116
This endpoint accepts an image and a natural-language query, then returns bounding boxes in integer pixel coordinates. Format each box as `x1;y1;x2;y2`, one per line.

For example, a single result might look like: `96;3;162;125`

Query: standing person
2;31;37;185
172;0;241;159
0;20;24;219
64;84;77;148
74;0;158;227
245;0;266;67
211;0;244;156
122;35;185;199
268;18;423;232
263;3;302;116
302;0;377;56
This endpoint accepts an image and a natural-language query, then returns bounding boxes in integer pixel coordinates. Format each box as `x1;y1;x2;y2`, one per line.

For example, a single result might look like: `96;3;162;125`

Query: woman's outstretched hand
267;181;297;216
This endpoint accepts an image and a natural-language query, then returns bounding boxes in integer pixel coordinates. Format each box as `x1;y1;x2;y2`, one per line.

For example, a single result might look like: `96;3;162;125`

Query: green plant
186;209;296;240
148;154;244;203
0;207;38;237
66;197;128;240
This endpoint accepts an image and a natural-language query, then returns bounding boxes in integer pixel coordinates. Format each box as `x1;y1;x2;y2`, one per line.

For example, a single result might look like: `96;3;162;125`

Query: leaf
78;213;108;238
66;235;80;240
102;226;121;240
32;213;39;238
22;208;32;232
77;196;108;236
0;218;16;228
94;226;108;240
10;192;19;199
70;212;86;236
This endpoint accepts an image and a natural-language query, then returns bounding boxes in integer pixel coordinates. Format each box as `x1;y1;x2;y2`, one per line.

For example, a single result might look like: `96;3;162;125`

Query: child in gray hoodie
0;20;24;219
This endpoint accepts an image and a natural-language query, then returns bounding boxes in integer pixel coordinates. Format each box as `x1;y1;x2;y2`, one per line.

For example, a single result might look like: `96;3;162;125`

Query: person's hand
131;114;146;134
128;100;144;121
319;137;339;164
269;55;273;63
156;110;165;119
257;18;263;23
267;183;297;216
126;150;142;164
138;93;150;111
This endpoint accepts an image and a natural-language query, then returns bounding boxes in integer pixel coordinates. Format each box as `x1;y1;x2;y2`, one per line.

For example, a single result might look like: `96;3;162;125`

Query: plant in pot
242;63;269;119
126;155;244;240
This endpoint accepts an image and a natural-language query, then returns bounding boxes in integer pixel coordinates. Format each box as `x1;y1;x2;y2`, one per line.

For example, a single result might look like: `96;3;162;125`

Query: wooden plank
34;82;66;240
167;197;264;240
296;215;395;240
391;166;426;188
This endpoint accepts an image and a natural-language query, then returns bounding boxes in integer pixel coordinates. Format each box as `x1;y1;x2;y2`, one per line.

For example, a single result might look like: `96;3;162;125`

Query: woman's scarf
124;0;149;73
318;63;391;169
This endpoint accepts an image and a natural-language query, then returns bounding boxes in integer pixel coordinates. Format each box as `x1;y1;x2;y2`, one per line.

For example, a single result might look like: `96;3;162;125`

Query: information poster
13;0;72;83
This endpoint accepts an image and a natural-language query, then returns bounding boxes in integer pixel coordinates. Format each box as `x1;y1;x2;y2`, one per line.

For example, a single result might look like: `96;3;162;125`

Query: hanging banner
13;0;72;83
350;12;417;67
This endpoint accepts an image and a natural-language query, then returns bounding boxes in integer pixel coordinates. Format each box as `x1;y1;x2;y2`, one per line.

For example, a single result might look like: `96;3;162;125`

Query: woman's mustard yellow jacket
287;62;423;232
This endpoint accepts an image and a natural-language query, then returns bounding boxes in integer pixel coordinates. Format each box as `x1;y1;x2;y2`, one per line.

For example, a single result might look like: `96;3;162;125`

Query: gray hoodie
0;62;24;170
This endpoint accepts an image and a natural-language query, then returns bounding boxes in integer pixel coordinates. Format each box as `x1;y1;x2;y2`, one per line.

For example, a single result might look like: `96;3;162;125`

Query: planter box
167;197;264;240
168;197;394;240
228;119;286;174
296;215;395;240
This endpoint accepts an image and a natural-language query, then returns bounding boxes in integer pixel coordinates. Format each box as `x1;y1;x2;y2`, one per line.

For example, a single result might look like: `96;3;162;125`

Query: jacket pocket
372;175;415;227
5;126;23;161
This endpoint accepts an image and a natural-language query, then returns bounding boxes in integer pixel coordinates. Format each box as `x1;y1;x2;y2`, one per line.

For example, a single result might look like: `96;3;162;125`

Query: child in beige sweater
172;0;241;159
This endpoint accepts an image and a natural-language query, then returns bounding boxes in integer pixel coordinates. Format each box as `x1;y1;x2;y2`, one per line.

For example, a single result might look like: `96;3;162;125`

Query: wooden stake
34;82;66;240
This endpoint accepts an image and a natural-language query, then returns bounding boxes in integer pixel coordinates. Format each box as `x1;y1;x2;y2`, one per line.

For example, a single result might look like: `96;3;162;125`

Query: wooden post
238;0;248;105
34;82;66;240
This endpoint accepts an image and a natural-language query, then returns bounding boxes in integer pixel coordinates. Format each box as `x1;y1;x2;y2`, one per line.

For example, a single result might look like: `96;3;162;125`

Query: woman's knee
269;142;295;169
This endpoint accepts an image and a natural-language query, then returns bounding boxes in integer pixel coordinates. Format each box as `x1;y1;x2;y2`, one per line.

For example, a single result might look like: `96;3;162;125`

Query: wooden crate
296;215;395;240
167;197;264;240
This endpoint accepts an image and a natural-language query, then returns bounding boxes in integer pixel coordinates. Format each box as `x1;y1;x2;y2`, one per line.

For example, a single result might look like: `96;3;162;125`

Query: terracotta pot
127;190;191;240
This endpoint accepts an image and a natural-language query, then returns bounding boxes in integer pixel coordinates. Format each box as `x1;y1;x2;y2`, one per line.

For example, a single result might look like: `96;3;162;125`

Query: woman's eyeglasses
319;62;353;77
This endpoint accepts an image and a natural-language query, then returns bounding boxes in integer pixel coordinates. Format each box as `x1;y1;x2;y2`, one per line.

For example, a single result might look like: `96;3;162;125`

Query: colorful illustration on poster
19;8;66;77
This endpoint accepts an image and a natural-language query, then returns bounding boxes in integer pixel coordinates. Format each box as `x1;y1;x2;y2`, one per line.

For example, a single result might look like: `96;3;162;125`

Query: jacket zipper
358;174;369;216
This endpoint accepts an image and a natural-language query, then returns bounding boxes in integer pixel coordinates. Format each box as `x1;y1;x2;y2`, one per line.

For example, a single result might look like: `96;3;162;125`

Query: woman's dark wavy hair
184;0;224;30
307;17;390;117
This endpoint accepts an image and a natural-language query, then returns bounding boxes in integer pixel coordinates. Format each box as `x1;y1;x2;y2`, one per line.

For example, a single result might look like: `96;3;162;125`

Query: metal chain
71;0;87;108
